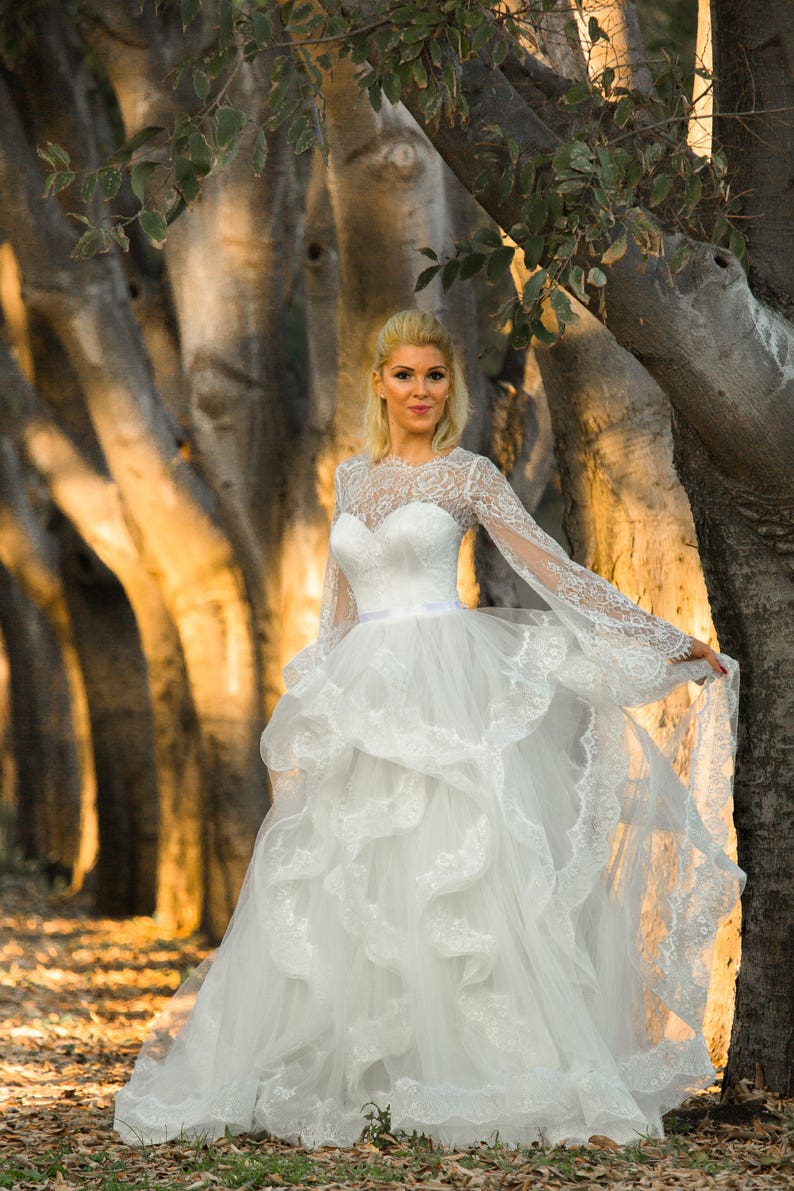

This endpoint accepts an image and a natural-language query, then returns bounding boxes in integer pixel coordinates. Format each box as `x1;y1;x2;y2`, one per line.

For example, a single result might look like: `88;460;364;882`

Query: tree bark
712;1;794;306
675;423;794;1095
58;520;159;916
0;443;92;880
0;71;265;938
0;343;207;932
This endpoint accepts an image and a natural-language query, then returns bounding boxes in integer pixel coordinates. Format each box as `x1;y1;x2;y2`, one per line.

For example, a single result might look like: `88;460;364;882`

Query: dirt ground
1;871;792;1190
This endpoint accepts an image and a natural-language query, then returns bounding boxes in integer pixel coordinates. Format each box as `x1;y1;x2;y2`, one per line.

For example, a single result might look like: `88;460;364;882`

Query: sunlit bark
689;0;713;157
0;344;206;932
579;0;652;94
0;75;263;938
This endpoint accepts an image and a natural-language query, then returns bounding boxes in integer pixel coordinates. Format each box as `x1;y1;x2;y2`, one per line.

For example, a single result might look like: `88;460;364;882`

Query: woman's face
374;344;451;441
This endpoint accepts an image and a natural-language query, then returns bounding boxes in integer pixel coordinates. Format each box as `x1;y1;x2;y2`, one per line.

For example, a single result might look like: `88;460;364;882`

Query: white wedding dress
114;447;745;1149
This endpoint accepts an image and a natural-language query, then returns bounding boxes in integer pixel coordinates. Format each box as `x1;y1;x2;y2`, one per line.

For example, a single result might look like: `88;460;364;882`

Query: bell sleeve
464;452;724;705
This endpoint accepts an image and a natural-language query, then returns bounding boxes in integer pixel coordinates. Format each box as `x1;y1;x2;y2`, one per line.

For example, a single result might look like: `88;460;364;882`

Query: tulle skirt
114;604;744;1149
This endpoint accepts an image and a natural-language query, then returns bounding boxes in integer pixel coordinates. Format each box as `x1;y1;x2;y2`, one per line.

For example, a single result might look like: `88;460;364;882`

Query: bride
114;309;745;1150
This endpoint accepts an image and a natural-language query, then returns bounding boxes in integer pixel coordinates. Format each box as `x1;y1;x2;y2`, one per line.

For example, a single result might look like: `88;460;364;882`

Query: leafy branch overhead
37;0;747;347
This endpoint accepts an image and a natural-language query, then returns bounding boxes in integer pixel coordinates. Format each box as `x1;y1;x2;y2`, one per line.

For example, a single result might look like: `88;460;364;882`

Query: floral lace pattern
114;447;744;1153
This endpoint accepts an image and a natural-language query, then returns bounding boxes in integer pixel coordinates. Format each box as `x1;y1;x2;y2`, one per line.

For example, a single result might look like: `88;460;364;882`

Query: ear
372;368;384;397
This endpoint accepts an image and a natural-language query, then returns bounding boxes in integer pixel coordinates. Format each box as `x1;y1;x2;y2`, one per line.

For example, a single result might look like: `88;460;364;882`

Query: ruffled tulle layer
114;606;743;1149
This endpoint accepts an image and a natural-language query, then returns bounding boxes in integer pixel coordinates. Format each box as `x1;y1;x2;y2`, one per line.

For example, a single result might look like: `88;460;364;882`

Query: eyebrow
387;361;448;371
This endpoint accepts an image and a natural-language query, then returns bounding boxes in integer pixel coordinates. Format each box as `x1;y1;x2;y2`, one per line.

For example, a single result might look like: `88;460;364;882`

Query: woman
114;310;745;1150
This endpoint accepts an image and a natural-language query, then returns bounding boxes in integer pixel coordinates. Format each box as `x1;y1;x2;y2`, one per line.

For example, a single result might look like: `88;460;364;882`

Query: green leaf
587;266;607;287
458;7;485;28
420;87;443;122
181;0;200;29
498;164;514;205
252;9;272;45
40;140;71;168
599;66;615;95
215;104;245;147
521;234;545;269
414;263;441;292
601;230;628;266
531;319;558;347
563;82;591;106
412;58;428;88
472;225;503;250
445;24;462;57
175;156;200;202
511;320;532;350
492;36;508;67
525;195;548;235
729;228;746;261
487;245;514;283
442;258;460;290
138;209;168;245
80;173;98;203
469;22;492;54
44;170;76;197
711;149;727;178
566;264;587;301
523;268;548;305
650;173;672;206
98;167;122;199
685;172;703;210
126;125;165;153
588;16;603;41
552;143;572;173
518;160;535;196
293;127;316;155
71;227;110;259
131;161;157;203
667;242;691;275
253;129;268;176
188;130;213;175
382;73;401;104
592;186;610;210
110;225;131;252
614;96;633;127
193;69;210;101
625;158;643;188
418;246;439;261
459;252;485;280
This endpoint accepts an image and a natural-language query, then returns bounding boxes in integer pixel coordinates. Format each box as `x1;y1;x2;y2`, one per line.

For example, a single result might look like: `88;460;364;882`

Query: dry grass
1;872;792;1190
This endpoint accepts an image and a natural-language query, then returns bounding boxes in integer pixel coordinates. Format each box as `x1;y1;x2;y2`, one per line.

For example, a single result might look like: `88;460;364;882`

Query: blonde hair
364;310;470;461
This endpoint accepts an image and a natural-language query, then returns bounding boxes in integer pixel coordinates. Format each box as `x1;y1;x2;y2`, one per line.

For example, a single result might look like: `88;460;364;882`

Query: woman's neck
385;430;438;464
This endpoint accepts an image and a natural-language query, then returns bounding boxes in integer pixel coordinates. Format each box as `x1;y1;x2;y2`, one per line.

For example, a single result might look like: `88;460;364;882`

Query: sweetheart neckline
333;501;463;539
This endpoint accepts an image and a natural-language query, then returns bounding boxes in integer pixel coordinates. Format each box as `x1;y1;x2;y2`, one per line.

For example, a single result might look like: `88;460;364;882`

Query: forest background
0;0;791;1104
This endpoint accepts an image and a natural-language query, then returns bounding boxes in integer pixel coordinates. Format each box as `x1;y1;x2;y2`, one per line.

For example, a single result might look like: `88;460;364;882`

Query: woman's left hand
674;636;729;680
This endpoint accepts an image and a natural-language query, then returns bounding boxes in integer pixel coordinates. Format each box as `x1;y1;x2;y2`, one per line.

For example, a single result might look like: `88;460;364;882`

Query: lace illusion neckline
372;446;463;470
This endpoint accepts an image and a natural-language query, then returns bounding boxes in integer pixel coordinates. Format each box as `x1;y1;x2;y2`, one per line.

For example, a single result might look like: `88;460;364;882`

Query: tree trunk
580;0;653;94
689;0;713;156
712;1;794;306
0;72;265;939
675;424;794;1095
58;522;159;916
530;297;740;1067
0;343;207;932
0;560;80;875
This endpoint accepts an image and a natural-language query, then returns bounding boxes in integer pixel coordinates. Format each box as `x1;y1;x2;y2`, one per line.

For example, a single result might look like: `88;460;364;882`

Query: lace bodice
313;447;696;703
